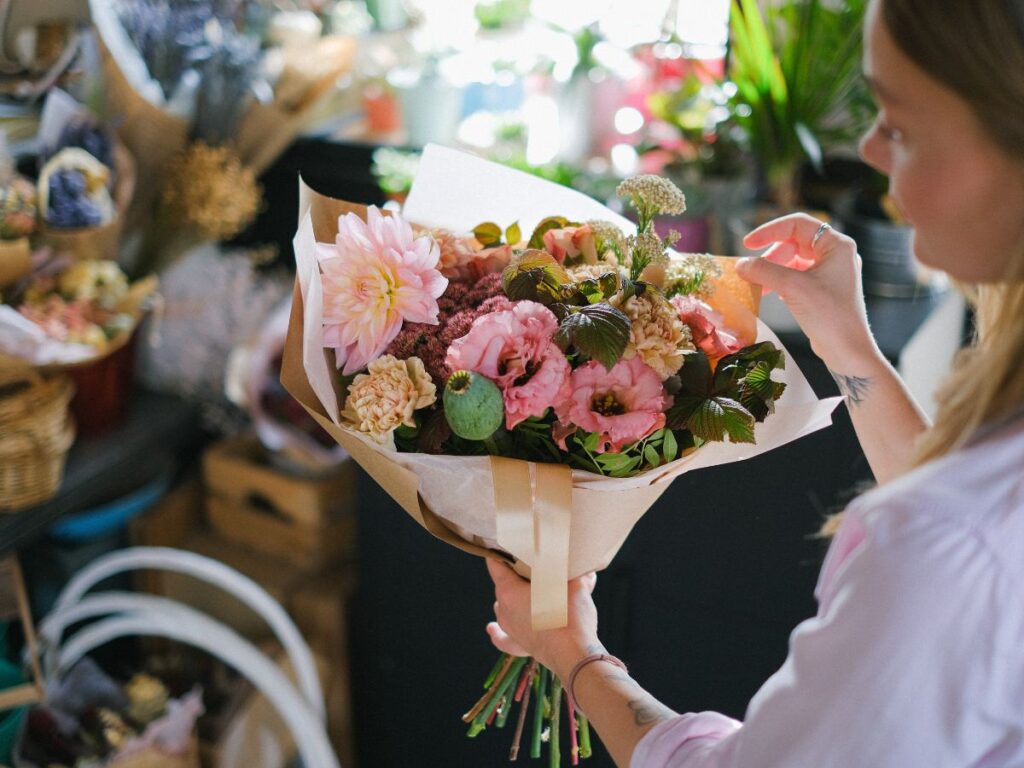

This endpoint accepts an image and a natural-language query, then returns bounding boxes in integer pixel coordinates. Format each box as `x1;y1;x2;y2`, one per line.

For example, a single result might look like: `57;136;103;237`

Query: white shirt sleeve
631;506;1024;768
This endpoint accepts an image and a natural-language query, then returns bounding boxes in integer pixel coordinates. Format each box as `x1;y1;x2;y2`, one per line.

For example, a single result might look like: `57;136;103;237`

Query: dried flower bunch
161;143;261;242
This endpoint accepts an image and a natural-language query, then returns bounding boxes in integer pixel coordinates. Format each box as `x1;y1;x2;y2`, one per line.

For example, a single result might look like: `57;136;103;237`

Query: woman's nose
859;124;890;175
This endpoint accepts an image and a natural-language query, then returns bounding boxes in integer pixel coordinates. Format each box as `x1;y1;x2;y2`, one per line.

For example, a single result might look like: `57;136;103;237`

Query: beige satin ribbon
490;456;573;630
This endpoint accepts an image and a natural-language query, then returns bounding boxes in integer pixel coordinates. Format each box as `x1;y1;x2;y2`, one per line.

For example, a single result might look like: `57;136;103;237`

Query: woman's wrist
816;334;887;379
545;635;605;683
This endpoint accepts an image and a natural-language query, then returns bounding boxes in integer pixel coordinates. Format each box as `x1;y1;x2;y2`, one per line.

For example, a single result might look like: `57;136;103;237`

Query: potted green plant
728;0;872;210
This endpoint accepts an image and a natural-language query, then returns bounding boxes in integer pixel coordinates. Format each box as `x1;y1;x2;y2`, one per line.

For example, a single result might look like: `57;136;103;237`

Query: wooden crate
202;436;357;528
205;497;356;567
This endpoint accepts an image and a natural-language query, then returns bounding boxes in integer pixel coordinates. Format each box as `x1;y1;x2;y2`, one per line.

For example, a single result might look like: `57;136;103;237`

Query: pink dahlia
554;357;668;453
445;300;571;429
319;207;448;375
671;295;742;360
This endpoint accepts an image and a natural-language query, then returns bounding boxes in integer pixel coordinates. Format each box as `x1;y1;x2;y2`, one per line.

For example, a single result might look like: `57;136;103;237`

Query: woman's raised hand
736;213;881;371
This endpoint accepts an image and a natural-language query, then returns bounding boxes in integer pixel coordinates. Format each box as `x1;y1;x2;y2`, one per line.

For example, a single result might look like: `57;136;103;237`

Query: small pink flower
320;207;448;375
554;357;668;453
671;295;743;360
446;300;571;429
543;225;598;264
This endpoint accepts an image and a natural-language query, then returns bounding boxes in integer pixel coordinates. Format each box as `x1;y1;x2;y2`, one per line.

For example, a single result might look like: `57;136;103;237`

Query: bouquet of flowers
0;255;156;368
282;145;839;763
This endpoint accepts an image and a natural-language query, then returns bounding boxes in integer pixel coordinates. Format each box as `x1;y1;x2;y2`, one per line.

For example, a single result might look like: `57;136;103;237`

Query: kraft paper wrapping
97;37;189;236
235;36;358;177
282;146;843;629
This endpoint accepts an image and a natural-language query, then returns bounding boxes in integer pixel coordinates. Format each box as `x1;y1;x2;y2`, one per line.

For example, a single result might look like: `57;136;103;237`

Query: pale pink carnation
554;357;668;453
671;295;742;359
445;300;571;429
320;207;448;375
543;225;598;265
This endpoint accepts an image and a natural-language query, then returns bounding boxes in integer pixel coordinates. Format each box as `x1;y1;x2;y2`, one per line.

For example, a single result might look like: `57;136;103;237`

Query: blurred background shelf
0;389;200;559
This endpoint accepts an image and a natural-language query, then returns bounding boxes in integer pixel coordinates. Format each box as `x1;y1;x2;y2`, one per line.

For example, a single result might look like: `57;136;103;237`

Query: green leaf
597;271;620;298
501;250;571;303
663;429;678;462
505;221;522;246
582;431;601;453
643;443;660;468
528;216;570;249
795;121;823;174
474;221;503;247
577;278;604;304
555;303;630;371
677;351;713;397
596;452;634;471
687;397;756;444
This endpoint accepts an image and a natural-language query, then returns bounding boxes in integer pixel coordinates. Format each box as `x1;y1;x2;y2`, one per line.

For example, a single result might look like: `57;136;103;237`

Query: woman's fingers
743;212;830;250
486;557;521;586
486;621;530;657
735;254;800;296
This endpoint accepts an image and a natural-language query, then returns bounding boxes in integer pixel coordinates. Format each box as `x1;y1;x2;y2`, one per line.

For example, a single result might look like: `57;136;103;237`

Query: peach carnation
611;292;694;379
320;207;448;375
445;300;571;429
554;357;668;453
341;355;436;449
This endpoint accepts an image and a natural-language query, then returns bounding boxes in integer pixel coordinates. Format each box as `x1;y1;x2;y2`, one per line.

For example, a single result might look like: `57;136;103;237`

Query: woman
486;0;1024;765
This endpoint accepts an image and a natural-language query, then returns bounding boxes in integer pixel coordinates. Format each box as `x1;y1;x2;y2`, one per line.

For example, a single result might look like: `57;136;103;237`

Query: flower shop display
0;158;38;290
0;367;75;511
89;0;357;271
34;89;137;263
282;145;841;763
27;546;339;767
0;256;156;369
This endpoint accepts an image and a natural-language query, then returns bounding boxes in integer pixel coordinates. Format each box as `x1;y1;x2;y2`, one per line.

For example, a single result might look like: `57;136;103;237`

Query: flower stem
510;661;538;761
578;714;592;759
567;690;579;766
464;654;515;723
531;666;549;759
549;677;563;768
468;656;527;737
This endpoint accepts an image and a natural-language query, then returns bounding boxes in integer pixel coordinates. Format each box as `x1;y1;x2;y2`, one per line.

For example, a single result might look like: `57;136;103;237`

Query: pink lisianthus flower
319;207;448;375
445;300;571;429
542;225;598;264
671;295;743;360
554;357;668;453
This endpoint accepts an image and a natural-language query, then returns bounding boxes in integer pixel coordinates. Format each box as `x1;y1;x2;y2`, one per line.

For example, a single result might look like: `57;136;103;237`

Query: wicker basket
0;368;76;512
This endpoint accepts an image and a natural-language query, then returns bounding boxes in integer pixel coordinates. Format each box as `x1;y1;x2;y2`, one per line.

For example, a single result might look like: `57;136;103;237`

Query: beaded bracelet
565;652;628;715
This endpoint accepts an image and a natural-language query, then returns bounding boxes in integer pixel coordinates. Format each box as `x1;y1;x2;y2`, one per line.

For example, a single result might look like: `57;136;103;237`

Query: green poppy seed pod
443;370;504;441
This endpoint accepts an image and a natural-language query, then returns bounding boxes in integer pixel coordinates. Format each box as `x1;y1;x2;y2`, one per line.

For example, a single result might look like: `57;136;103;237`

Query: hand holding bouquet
282;145;840;763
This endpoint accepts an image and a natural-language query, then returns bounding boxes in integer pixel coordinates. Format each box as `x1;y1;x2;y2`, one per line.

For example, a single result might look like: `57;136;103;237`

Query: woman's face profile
858;0;1024;283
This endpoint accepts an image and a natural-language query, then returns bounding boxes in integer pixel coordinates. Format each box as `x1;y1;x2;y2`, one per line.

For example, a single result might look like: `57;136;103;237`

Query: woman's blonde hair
880;0;1024;465
821;0;1024;537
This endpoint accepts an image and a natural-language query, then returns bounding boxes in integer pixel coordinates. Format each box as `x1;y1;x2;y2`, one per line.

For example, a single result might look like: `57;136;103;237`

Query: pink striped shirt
632;421;1024;768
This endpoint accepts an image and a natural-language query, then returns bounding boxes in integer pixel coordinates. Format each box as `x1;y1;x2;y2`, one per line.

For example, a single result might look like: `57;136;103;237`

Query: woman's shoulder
850;420;1024;581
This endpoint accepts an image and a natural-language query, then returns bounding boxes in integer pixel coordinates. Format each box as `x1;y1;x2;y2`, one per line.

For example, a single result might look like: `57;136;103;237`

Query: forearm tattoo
829;370;872;407
604;671;675;727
